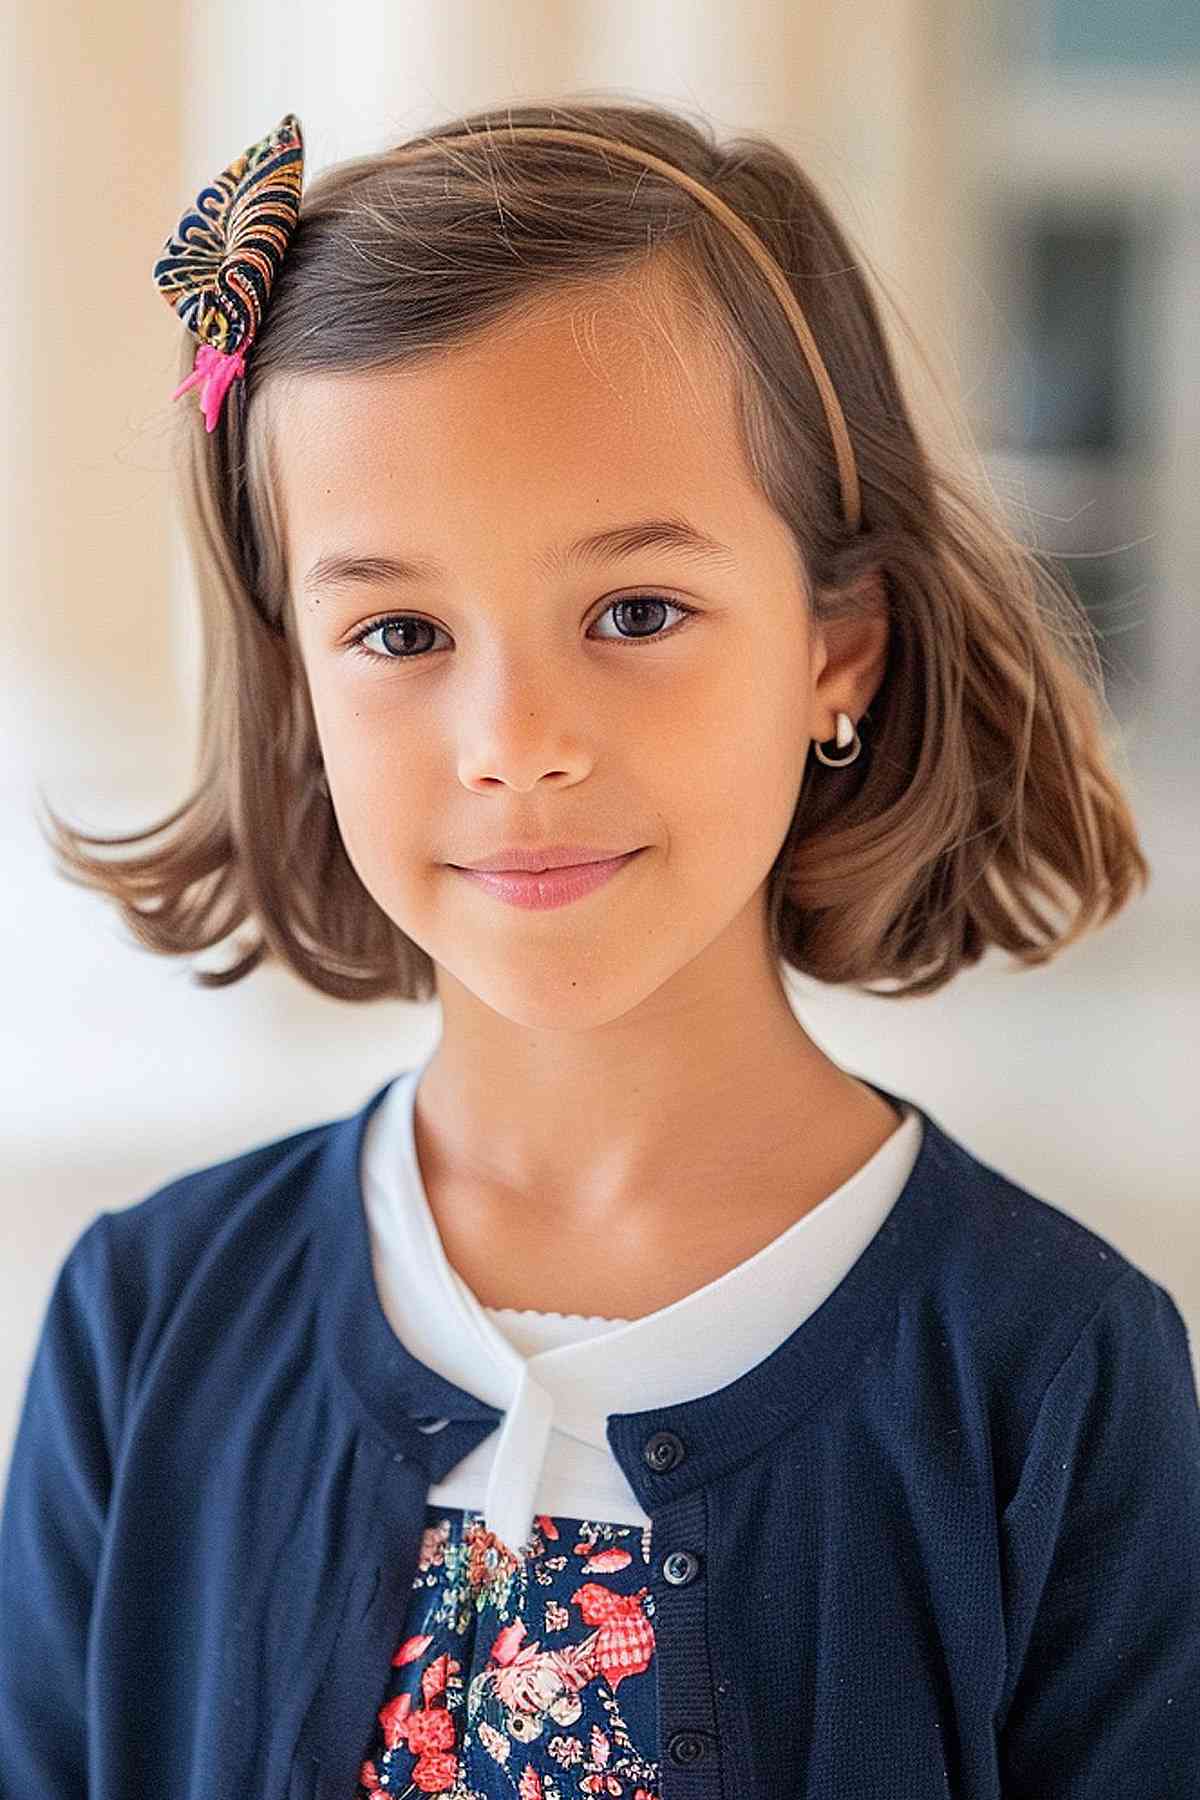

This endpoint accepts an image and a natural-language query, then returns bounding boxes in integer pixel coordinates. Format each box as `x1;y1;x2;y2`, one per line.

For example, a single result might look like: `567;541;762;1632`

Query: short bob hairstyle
39;97;1149;1004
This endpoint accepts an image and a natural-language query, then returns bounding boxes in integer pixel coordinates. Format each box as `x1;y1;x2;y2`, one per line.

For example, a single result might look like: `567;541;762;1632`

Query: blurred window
1011;1;1200;68
988;200;1160;697
996;207;1139;455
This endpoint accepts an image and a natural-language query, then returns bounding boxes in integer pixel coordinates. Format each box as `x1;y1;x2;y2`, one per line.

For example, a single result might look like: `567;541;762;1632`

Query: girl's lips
451;848;644;910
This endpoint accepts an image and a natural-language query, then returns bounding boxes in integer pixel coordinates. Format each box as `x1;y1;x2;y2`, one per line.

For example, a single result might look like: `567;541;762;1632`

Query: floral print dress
353;1504;661;1800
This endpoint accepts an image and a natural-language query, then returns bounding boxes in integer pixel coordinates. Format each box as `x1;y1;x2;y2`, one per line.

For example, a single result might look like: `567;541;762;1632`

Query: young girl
2;100;1196;1800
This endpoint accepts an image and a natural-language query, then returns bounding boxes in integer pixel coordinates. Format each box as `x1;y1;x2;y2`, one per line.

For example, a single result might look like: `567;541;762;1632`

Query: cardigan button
662;1549;701;1586
413;1415;450;1434
666;1730;710;1766
642;1430;685;1473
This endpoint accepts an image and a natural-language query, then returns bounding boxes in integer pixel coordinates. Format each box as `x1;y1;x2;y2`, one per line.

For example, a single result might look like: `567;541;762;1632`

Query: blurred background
2;0;1197;1475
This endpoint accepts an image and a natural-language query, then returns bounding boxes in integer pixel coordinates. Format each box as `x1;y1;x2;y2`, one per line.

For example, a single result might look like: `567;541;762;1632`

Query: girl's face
276;284;869;1035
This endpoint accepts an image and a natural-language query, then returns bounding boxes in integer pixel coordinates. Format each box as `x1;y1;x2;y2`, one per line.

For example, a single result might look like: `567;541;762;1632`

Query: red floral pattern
354;1507;660;1799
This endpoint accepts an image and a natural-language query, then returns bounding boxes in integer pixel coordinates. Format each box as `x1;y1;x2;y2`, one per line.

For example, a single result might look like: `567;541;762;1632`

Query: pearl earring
812;710;862;767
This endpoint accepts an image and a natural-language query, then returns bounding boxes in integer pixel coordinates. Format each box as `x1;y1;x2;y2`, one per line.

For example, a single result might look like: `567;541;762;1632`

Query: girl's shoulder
85;1077;394;1324
902;1101;1190;1423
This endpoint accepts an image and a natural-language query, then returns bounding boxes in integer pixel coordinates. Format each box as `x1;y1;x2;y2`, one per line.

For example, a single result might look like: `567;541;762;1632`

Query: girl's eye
345;594;698;663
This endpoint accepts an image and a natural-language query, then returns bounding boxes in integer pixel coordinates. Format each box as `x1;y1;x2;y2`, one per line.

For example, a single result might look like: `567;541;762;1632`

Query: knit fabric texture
2;1074;1198;1797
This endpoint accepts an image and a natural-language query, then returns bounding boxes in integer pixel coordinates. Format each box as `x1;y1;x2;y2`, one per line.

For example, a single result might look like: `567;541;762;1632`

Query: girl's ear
811;568;890;726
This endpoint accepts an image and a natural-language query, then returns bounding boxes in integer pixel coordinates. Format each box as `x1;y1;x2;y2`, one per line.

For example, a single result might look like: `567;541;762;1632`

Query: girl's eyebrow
301;515;738;598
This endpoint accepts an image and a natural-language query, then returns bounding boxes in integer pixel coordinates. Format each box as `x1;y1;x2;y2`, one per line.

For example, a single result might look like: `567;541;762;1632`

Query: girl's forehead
273;284;737;451
270;318;749;538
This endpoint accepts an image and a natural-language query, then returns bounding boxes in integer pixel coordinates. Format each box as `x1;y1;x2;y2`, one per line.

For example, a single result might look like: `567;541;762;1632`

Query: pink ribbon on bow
171;342;248;433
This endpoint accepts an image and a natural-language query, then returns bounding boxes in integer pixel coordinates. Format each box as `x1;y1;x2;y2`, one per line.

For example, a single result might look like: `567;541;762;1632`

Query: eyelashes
344;593;700;664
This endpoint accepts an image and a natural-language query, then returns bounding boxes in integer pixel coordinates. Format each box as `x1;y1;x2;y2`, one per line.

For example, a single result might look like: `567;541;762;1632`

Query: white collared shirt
360;1045;923;1556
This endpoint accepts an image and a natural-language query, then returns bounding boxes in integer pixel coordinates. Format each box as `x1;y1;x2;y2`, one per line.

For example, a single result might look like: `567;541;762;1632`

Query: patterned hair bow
152;112;304;433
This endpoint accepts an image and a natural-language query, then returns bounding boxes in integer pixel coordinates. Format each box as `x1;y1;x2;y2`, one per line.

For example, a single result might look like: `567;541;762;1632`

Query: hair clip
152;112;304;432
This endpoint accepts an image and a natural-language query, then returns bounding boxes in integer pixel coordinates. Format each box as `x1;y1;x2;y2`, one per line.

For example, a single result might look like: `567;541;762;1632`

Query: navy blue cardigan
2;1072;1198;1798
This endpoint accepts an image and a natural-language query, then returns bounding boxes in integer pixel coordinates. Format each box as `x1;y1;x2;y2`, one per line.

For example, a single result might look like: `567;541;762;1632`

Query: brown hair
37;97;1149;1003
